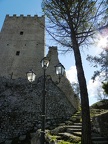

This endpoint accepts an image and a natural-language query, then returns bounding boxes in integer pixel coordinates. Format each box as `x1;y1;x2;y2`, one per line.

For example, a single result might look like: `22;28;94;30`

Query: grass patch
47;132;60;141
69;135;81;143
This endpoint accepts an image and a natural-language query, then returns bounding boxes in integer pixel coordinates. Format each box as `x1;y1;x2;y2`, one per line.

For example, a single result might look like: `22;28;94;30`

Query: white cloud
66;66;77;83
87;78;102;98
66;66;103;98
87;72;106;97
66;66;104;105
87;75;105;105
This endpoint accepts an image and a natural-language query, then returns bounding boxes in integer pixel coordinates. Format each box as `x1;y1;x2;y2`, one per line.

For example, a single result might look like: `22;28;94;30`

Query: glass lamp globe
26;69;36;82
41;57;49;69
55;63;65;76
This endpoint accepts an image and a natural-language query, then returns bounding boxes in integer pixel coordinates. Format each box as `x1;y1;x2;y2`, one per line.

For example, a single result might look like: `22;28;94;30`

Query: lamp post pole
26;58;65;144
41;68;46;144
40;57;50;144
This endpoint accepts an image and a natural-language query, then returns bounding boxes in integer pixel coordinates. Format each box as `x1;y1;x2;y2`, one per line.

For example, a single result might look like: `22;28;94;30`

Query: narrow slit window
16;51;20;56
20;31;23;35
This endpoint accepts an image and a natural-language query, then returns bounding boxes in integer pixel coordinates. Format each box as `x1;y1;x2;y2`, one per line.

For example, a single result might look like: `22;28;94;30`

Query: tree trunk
71;30;92;144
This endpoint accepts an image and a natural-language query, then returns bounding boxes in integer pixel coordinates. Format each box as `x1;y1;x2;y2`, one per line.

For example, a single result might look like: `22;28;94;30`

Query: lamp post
40;57;49;144
26;58;65;144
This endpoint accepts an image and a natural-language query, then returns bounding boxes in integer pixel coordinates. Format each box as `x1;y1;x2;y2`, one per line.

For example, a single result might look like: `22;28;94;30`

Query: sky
0;0;105;105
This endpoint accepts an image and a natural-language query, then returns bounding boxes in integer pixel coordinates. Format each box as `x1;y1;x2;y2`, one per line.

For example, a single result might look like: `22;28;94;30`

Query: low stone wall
92;111;108;137
46;47;79;110
0;77;76;143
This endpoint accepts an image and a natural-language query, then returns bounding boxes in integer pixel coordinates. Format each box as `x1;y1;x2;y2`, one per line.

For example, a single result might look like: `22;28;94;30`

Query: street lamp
26;69;36;82
55;63;65;83
26;58;65;144
40;57;49;144
41;57;50;69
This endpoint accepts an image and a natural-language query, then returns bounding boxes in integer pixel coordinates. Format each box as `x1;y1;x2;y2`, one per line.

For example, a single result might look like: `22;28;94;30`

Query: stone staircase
49;122;108;144
66;122;82;137
67;122;108;144
46;110;108;144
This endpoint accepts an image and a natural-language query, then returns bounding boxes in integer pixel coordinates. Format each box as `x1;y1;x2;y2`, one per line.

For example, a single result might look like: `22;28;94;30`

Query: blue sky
0;0;104;105
0;0;42;29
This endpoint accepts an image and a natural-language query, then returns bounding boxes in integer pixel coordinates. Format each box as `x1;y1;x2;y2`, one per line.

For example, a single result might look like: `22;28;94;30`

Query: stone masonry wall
92;111;108;137
0;77;76;143
46;47;79;110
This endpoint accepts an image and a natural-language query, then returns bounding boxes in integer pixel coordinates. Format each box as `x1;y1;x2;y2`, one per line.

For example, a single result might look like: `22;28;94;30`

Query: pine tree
42;0;107;143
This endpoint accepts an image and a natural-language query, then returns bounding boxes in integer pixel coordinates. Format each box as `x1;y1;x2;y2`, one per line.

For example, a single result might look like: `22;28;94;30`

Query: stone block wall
46;47;79;110
0;77;76;143
92;111;108;137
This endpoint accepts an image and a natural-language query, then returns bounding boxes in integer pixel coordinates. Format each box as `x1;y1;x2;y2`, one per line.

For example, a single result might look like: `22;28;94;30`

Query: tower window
20;31;23;35
16;51;20;56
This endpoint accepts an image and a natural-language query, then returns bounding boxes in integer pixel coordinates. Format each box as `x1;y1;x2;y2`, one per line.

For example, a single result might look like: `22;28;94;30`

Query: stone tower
0;15;45;79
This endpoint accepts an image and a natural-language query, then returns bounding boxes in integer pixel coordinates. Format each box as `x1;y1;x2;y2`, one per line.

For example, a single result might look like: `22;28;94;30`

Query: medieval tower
0;15;45;79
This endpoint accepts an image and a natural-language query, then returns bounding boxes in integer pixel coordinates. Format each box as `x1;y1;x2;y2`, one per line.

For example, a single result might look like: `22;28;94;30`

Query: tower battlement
6;14;44;19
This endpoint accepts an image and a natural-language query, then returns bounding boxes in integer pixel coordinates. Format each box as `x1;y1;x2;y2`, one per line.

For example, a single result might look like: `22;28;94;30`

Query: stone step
92;141;108;144
67;128;82;133
58;132;81;143
58;132;81;140
58;132;75;137
66;125;82;129
70;131;82;137
91;132;101;137
73;123;82;126
92;137;108;141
